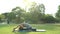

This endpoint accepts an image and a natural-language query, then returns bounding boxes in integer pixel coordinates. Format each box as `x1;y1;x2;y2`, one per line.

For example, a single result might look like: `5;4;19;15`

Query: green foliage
28;2;45;23
2;13;9;19
0;14;5;19
0;14;5;22
7;12;16;21
12;7;26;23
55;5;60;22
41;14;55;23
0;2;57;24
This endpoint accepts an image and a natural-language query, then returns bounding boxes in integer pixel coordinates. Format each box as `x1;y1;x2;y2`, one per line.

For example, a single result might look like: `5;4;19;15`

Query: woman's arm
12;25;20;32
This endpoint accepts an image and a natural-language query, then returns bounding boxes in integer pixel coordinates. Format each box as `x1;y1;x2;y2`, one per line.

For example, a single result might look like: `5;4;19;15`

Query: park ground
0;24;60;34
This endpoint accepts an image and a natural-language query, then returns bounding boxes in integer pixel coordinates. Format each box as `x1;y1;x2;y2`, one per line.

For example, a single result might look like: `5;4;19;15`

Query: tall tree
12;7;26;23
55;5;60;22
56;5;60;18
29;2;45;23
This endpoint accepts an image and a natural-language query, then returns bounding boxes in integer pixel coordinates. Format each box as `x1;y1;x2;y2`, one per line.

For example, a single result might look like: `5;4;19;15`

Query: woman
13;24;24;32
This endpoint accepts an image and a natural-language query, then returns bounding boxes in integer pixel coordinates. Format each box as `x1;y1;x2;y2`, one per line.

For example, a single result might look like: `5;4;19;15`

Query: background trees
0;2;58;24
41;14;55;23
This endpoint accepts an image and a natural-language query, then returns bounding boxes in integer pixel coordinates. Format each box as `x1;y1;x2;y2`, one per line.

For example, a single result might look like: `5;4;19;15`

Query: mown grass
0;24;60;34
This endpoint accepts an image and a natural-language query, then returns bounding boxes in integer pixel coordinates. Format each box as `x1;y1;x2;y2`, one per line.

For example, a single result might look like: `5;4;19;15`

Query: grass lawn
0;24;60;34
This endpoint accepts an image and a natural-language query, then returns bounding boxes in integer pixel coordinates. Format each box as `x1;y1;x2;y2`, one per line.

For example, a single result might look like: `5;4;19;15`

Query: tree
12;7;26;23
28;2;45;23
55;5;60;22
2;13;9;19
41;14;55;23
39;4;45;15
7;12;16;24
2;12;12;24
0;14;5;22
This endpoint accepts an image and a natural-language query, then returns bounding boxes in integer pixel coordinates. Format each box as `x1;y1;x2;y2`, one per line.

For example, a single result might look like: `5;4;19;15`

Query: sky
0;0;60;16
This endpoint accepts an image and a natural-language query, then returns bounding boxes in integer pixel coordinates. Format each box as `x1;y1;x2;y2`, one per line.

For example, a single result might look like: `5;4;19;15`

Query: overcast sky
0;0;60;16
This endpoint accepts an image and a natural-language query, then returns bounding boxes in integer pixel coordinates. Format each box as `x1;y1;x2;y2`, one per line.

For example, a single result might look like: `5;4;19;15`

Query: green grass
0;24;60;34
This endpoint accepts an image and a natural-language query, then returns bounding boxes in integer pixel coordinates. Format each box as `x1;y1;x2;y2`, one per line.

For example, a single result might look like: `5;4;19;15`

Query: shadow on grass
14;32;29;34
